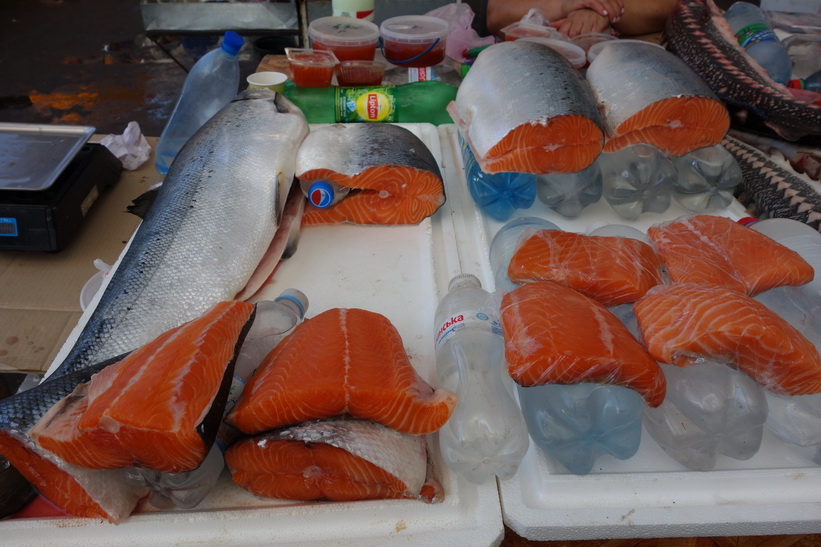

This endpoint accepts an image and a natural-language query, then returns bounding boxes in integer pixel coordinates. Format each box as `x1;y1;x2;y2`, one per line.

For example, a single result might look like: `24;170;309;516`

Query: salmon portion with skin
507;229;663;306
31;301;255;473
500;282;666;407
635;283;821;395
226;308;457;435
647;215;814;295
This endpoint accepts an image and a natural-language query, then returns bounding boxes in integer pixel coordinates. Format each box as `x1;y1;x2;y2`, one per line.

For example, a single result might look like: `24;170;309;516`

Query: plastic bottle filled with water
599;143;676;220
459;135;536;221
672;144;743;212
535;161;603;218
724;2;793;84
488;217;559;293
433;274;529;482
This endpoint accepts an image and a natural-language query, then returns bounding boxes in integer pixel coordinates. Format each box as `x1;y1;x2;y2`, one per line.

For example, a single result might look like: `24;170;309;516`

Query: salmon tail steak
225;419;440;503
634;283;821;396
226;308;457;435
296;124;445;226
500;282;666;407
507;229;664;306
30;301;256;473
0;356;149;522
647;215;814;295
663;0;821;141
585;40;729;155
448;40;604;174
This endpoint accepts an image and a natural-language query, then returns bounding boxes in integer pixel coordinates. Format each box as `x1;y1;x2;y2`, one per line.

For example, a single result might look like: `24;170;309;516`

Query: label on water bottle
734;23;776;50
434;311;503;349
335;86;397;123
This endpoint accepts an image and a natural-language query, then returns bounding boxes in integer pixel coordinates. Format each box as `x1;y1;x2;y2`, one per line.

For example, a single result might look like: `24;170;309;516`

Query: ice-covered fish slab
585;40;729;155
448;40;603;174
297;124;445;225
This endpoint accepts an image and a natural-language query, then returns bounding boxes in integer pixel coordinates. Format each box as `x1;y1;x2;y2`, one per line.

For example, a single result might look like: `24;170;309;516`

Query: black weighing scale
0;123;123;252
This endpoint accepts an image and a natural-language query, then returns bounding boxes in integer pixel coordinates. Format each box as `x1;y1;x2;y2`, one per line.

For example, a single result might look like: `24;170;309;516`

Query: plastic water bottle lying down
750;218;821;464
127;290;309;509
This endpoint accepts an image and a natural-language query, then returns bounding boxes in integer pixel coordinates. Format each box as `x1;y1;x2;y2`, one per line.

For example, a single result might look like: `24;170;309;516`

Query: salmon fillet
31;301;255;473
507;229;663;306
226;308;457;435
500;282;666;407
647;215;814;295
635;283;821;395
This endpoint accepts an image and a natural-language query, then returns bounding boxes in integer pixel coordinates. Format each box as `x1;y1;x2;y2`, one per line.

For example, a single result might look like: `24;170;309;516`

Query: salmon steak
225;419;437;502
500;282;666;407
30;301;255;473
507;229;664;306
226;308;457;435
585;41;729;155
448;40;604;174
297;124;445;226
634;283;821;396
647;215;814;295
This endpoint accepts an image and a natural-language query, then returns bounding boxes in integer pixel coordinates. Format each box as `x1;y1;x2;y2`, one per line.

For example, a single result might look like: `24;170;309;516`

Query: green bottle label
335;86;397;123
734;23;776;50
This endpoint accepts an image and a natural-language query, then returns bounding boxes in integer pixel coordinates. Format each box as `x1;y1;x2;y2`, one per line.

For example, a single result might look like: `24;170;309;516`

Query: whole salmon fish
50;89;308;378
448;40;604;174
664;0;821;141
585;40;729;155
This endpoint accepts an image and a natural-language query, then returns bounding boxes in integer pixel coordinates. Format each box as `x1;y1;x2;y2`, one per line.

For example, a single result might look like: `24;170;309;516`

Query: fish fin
126;186;161;219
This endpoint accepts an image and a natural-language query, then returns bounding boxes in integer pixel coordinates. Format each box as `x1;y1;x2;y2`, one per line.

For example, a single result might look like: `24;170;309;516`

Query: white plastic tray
435;125;821;540
4;124;503;546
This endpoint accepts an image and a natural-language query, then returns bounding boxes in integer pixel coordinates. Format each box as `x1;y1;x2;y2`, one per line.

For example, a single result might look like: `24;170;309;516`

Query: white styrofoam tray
435;125;821;540
4;124;503;546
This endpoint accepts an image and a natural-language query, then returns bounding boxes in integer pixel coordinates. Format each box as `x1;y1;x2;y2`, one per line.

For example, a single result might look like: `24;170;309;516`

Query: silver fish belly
51;89;309;378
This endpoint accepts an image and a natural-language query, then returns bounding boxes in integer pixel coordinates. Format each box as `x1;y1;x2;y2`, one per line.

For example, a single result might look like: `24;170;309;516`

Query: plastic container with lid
380;15;449;68
570;32;618;53
309;16;380;62
335;60;385;85
285;47;339;87
501;21;563;42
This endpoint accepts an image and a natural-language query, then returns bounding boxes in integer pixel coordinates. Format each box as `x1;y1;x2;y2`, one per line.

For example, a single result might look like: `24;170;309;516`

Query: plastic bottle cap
448;273;481;292
274;288;309;318
222;31;245;56
307;180;337;208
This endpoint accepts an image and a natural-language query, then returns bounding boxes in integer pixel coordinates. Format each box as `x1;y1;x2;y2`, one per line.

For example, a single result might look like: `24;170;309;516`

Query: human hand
562;0;624;23
550;8;611;37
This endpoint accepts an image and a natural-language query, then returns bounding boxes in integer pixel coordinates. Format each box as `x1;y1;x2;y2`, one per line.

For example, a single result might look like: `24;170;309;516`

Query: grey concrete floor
0;0;288;137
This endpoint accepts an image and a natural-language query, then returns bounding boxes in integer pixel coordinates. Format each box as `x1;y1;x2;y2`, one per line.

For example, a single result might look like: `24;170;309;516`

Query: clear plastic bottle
535;161;603;219
459;135;536;222
599;143;676;220
155;31;244;175
132;289;309;509
671;144;743;212
724;2;792;84
433;274;529;483
299;179;351;209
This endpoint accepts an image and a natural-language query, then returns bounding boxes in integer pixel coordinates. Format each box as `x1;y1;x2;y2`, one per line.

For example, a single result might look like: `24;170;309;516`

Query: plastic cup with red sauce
309;16;380;62
380;15;449;68
285;48;339;87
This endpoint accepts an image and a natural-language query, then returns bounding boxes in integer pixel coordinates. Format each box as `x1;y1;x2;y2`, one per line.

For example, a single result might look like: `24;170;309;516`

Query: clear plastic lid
309;16;380;47
380;15;449;44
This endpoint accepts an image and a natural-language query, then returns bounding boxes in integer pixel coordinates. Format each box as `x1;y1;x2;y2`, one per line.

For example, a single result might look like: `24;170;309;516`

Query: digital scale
0;123;123;252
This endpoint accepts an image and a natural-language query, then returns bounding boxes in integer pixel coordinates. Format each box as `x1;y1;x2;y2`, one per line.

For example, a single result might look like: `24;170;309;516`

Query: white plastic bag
426;3;496;63
99;121;152;171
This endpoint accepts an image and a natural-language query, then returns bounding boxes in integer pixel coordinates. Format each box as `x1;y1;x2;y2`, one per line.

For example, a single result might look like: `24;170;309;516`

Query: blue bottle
459;135;536;222
155;31;245;175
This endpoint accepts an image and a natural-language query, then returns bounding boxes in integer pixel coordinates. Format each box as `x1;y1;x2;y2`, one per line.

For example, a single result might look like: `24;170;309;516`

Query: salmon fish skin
585;40;729;155
448;40;604;174
50;89;308;378
297;124;445;225
663;0;821;141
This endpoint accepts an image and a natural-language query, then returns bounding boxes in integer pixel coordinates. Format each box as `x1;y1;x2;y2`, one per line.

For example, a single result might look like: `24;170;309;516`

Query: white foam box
3;124;503;546
435;125;821;540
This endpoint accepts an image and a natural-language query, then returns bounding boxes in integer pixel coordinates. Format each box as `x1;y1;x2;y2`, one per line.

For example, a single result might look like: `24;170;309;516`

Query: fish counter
4;122;821;544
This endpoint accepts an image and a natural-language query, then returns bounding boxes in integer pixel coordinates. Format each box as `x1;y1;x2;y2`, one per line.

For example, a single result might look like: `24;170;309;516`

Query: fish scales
722;135;821;232
51;90;308;378
663;0;821;141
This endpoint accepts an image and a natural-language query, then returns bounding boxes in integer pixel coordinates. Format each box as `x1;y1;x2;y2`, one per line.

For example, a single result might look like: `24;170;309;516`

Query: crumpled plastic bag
521;8;549;25
99;121;152;171
426;3;496;63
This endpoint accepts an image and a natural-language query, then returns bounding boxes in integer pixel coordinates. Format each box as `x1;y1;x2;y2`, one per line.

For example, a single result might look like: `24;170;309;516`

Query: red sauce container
309;16;380;62
335;60;385;86
285;48;338;87
380;15;449;68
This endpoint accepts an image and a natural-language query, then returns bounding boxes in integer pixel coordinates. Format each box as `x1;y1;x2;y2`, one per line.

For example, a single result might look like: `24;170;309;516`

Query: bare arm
486;0;624;37
611;0;678;36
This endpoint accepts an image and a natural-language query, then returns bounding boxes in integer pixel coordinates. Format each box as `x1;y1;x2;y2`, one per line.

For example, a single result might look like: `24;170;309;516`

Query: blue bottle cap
222;31;244;56
307;181;336;209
